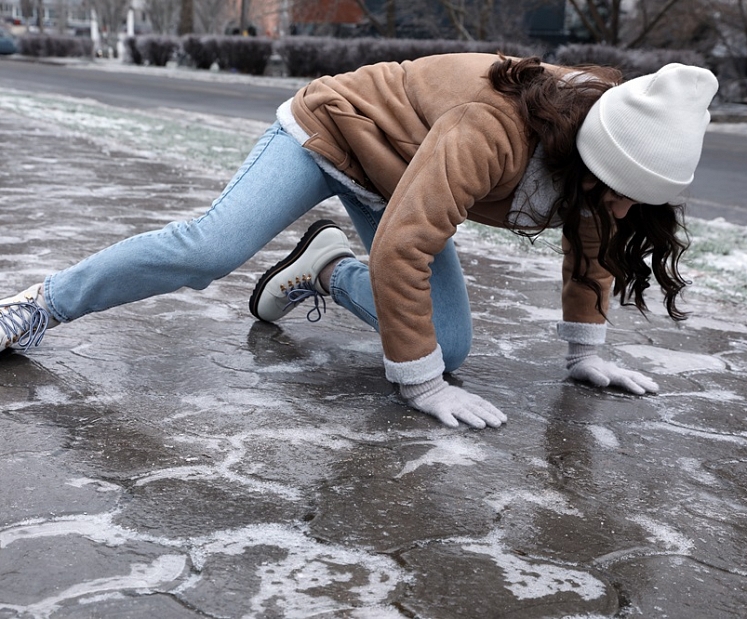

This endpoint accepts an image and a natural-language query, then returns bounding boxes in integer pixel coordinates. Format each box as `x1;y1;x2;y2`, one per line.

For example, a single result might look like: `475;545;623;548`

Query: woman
0;55;718;429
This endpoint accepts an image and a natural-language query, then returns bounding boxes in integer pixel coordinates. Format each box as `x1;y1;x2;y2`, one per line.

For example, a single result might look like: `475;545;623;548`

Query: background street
1;57;746;618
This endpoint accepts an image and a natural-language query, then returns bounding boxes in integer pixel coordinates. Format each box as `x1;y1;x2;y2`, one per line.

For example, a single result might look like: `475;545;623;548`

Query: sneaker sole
249;219;341;322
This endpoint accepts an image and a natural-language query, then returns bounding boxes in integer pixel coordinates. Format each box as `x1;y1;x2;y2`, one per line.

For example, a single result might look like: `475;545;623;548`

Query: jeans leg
45;123;334;322
330;191;473;372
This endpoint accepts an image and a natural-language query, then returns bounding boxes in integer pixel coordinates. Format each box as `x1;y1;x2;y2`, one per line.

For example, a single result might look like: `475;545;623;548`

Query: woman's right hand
400;376;506;429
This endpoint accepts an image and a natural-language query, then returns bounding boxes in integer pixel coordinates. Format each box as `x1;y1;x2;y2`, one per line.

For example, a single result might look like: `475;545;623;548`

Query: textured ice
617;344;727;374
395;436;488;477
0;555;186;619
0;511;407;617
458;529;607;601
588;424;620;449
630;515;695;554
485;488;585;517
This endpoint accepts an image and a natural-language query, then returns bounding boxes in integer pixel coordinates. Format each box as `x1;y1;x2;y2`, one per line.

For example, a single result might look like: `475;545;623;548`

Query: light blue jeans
44;123;473;372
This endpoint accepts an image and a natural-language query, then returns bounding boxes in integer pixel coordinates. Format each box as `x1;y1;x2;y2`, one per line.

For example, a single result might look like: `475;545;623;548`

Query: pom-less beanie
577;63;719;205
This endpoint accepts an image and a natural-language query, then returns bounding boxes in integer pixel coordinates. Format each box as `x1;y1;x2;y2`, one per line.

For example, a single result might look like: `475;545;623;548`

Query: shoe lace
0;301;50;351
283;280;326;323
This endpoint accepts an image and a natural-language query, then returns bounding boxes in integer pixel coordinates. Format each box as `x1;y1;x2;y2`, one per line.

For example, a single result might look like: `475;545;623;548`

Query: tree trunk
178;0;194;35
36;0;44;32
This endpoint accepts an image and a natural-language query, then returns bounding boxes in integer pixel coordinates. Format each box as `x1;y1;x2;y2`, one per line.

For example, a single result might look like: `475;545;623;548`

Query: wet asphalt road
1;63;747;618
0;56;294;124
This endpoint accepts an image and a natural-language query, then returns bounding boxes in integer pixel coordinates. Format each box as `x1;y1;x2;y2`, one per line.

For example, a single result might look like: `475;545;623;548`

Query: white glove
566;343;659;395
400;376;507;429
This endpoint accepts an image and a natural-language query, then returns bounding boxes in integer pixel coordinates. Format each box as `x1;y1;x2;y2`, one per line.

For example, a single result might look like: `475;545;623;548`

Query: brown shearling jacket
290;53;612;370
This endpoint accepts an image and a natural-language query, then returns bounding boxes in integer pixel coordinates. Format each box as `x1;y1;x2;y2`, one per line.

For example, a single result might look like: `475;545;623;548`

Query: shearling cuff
556;321;607;345
384;345;446;385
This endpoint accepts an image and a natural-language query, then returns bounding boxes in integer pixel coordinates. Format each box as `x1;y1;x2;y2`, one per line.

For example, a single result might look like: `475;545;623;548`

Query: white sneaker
249;220;355;323
1;283;58;352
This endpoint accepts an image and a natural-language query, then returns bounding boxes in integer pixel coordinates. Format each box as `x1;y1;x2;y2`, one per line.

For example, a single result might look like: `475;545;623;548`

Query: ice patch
256;362;308;374
682;315;747;334
0;555;186;619
133;432;302;501
485;488;584;517
0;513;129;549
588;425;619;449
340;339;382;354
191;524;407;618
238;426;359;451
0;89;266;176
528;456;549;469
395;437;487;477
172;391;288;419
630;515;694;554
639;420;747;445
457;529;606;601
524;305;562;321
66;478;122;493
0;513;406;617
33;385;71;405
677;457;720;485
617;345;726;374
658;389;743;402
78;592;127;605
345;608;409;618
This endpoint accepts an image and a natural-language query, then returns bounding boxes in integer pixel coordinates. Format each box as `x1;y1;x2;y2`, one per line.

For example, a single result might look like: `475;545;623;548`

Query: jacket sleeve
368;102;528;384
557;213;614;345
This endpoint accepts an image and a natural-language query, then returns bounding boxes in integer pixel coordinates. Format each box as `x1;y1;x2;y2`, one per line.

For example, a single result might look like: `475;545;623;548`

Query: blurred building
0;0;148;36
247;0;566;42
1;0;567;44
248;0;364;37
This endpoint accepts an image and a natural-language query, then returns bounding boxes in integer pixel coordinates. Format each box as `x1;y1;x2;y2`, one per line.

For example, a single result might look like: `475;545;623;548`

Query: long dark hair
488;55;690;321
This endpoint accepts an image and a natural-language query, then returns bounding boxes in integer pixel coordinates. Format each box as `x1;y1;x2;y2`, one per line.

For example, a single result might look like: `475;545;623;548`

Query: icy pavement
1;90;747;618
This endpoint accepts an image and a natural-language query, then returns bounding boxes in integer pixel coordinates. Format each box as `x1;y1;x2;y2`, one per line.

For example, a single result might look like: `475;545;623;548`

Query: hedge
552;43;707;79
17;34;94;58
272;36;545;77
13;33;718;87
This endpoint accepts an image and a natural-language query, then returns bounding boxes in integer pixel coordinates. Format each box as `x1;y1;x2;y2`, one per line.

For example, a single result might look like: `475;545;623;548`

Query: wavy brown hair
488;55;690;321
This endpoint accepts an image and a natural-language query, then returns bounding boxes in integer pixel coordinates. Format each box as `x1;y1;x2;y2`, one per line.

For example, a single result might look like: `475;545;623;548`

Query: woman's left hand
567;354;659;395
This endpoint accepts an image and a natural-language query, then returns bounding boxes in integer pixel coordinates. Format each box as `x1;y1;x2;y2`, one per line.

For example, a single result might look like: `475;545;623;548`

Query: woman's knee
440;328;472;373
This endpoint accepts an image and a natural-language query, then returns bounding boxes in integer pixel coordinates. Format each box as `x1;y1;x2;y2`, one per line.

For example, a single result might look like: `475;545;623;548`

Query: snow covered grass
466;215;747;306
0;89;268;174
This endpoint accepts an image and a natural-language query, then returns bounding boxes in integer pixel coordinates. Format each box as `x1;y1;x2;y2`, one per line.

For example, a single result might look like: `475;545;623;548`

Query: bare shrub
553;43;707;78
182;35;220;69
123;36;143;65
274;36;545;78
214;37;274;74
180;36;274;74
17;35;94;58
134;35;181;67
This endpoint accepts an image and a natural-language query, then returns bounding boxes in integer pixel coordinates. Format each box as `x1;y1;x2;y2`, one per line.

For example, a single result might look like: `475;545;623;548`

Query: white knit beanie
577;63;719;205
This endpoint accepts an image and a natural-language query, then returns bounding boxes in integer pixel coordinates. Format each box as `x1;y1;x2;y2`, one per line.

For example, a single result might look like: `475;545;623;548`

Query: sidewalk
1;72;747;618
